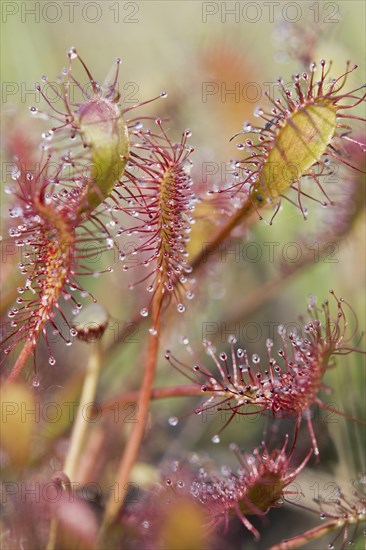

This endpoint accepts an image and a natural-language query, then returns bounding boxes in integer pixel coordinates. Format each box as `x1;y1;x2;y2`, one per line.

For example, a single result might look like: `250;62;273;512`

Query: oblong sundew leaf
260;101;337;199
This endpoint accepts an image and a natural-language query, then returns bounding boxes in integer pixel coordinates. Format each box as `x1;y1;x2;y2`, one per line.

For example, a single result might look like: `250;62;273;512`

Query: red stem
190;198;257;270
100;286;163;534
100;384;204;412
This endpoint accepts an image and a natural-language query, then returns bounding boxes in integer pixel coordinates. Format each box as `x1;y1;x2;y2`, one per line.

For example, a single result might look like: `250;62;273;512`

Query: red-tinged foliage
167;292;365;456
115;121;196;312
189;437;310;540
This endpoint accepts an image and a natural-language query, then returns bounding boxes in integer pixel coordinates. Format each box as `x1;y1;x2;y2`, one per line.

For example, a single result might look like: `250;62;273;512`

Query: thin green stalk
46;341;103;550
63;343;102;480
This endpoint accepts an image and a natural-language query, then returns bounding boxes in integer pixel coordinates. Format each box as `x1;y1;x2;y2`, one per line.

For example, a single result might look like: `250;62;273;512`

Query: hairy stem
99;286;163;539
269;519;349;550
6;340;34;383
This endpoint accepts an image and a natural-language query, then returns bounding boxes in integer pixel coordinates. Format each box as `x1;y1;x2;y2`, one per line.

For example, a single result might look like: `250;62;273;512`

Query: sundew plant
1;8;366;550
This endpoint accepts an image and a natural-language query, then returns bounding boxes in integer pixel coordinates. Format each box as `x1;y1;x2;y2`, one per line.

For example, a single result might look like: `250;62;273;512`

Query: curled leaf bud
77;92;129;212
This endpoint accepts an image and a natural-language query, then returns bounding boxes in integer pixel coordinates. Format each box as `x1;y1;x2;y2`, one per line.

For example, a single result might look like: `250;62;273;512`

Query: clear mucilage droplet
68;47;78;60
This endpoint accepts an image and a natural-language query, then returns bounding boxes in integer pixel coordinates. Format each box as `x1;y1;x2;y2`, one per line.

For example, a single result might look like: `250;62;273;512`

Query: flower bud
72;303;109;343
78;98;129;212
